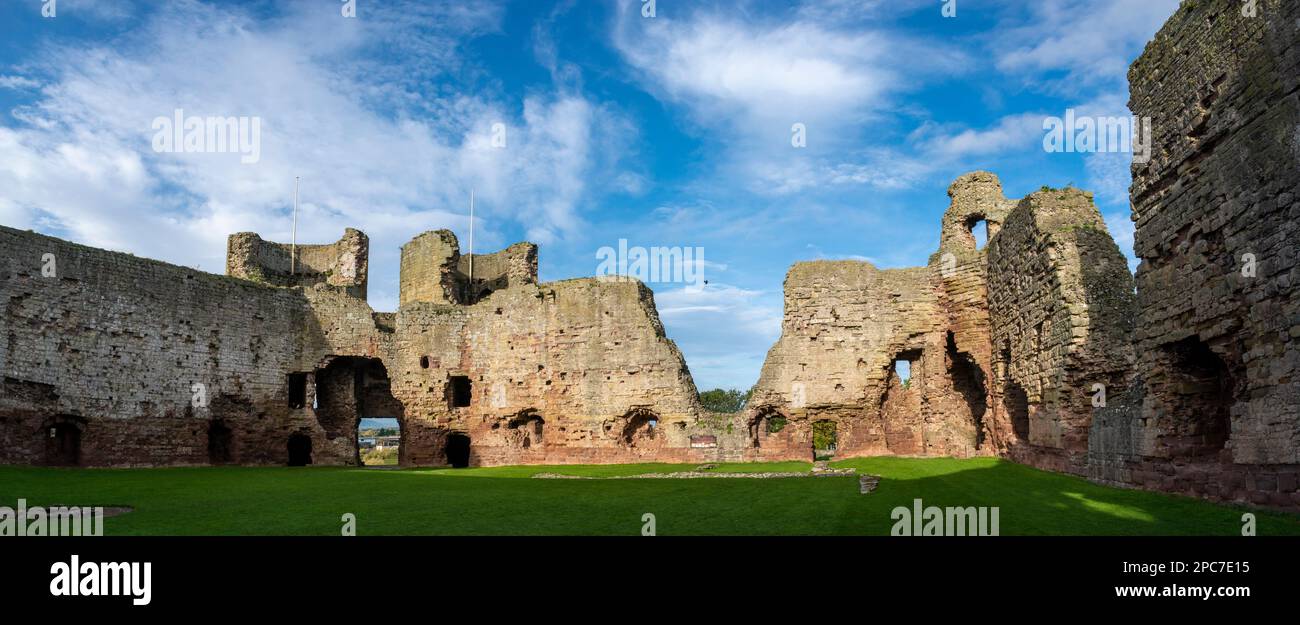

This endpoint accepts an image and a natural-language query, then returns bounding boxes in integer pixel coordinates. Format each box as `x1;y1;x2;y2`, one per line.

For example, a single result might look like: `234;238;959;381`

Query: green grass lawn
1;457;1296;536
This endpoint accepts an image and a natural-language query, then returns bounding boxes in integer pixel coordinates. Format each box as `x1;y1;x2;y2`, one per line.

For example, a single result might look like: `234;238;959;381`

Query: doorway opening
812;420;837;460
287;433;313;466
947;332;989;447
44;420;82;466
208;419;233;464
445;433;471;468
360;418;401;466
1161;337;1233;457
317;357;405;466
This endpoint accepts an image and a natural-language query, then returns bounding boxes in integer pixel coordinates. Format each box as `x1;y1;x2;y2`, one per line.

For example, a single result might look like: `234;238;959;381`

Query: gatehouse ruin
1;0;1297;509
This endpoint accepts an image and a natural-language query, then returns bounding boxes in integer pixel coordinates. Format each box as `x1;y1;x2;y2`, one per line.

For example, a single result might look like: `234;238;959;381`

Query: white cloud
617;17;892;125
610;1;969;197
0;0;614;312
911;112;1048;160
0;75;41;90
655;282;783;390
993;0;1181;92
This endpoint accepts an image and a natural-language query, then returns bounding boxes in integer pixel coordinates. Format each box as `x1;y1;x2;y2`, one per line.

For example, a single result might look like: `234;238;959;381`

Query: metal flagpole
291;176;300;275
468;188;475;286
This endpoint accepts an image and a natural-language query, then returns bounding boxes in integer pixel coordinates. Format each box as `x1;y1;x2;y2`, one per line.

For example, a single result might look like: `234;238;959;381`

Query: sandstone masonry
0;0;1295;511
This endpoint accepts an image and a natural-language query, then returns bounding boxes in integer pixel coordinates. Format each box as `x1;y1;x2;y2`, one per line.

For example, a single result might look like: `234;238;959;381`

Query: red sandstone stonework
0;0;1295;512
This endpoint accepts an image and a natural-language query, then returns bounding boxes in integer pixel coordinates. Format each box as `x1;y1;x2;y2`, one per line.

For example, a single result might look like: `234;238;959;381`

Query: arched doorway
507;410;545;449
445;433;471;468
315;356;406;466
618;408;660;447
287;433;313;466
748;407;787;448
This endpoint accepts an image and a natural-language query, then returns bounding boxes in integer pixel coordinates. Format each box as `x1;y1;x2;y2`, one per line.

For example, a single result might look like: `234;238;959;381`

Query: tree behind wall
699;388;751;413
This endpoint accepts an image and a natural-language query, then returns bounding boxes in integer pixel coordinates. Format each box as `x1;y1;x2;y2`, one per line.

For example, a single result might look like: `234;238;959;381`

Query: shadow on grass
0;458;1295;536
831;456;1300;536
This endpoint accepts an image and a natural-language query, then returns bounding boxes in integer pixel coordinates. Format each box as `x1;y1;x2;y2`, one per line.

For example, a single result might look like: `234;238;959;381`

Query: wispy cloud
610;0;968;196
656;282;782;390
992;0;1181;93
1;0;615;311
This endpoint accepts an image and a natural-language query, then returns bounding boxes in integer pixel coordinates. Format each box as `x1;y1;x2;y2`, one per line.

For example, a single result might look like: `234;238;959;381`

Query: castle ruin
1;0;1297;509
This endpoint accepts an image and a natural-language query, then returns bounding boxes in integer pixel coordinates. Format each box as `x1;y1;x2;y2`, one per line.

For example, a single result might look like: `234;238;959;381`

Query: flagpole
291;176;300;275
468;188;475;286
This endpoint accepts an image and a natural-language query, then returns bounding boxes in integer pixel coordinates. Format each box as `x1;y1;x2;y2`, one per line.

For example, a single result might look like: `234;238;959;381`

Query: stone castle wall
399;230;538;308
748;262;945;460
391;273;713;466
0;225;722;468
1088;0;1300;508
987;189;1137;475
0;0;1296;511
1;226;313;466
227;228;368;298
746;173;1019;462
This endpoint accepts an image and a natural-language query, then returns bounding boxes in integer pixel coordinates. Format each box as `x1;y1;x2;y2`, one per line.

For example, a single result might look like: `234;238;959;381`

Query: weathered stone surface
0;225;728;468
742;1;1300;510
228;228;368;298
747;173;1016;462
988;188;1137;474
1087;0;1300;507
0;0;1295;512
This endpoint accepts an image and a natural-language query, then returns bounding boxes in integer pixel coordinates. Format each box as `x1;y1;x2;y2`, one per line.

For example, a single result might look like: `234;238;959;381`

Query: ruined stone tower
1;0;1295;511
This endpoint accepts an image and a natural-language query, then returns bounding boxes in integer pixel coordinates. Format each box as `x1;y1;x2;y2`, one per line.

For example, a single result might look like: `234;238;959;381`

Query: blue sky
0;0;1180;391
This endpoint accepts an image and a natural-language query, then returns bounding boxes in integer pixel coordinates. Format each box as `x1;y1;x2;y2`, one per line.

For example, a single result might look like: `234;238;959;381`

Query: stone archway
618;408;660;448
315;356;406;466
747;406;788;449
506;410;545;450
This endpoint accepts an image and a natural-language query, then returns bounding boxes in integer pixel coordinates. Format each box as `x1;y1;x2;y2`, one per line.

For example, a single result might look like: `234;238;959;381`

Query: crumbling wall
390;235;710;466
0;226;324;466
456;243;538;304
400;230;538;307
1;223;712;469
227;229;368;298
1092;0;1300;507
987;188;1137;475
746;172;1025;463
399;230;462;307
748;262;941;459
929;172;1016;452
